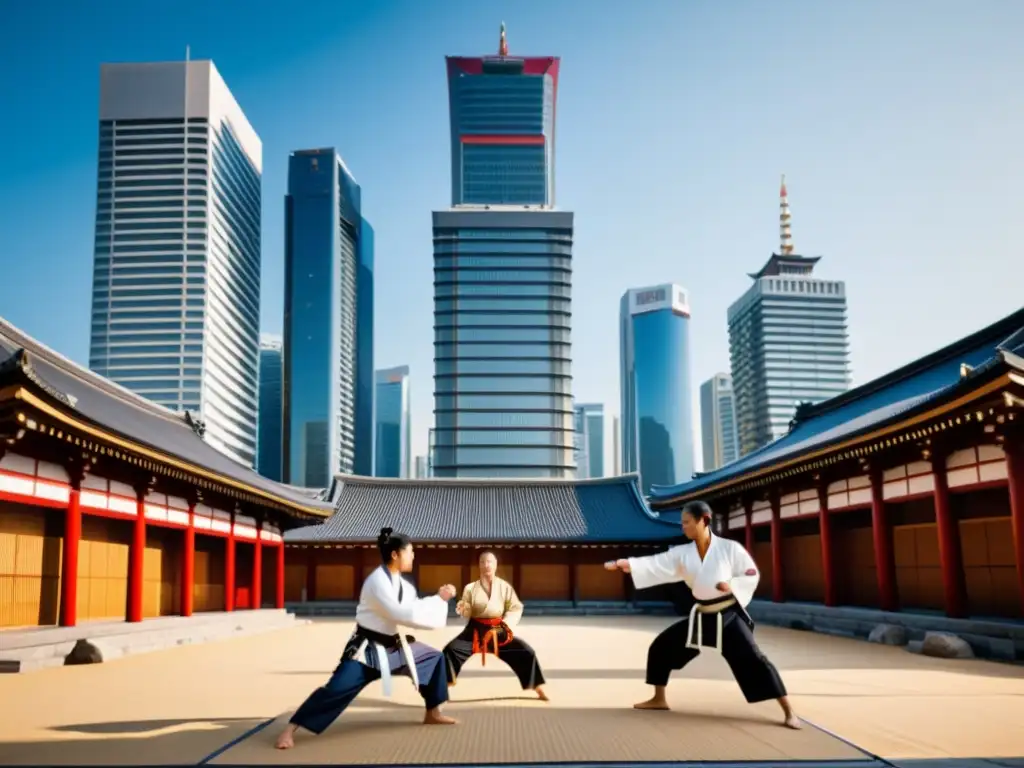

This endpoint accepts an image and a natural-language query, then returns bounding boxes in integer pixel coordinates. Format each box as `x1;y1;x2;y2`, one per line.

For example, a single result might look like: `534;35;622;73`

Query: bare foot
535;686;549;701
423;708;458;725
633;698;670;710
274;727;296;750
784;714;802;730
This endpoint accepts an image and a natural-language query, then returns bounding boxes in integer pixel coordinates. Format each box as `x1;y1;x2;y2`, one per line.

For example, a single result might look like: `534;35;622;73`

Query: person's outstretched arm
365;577;453;630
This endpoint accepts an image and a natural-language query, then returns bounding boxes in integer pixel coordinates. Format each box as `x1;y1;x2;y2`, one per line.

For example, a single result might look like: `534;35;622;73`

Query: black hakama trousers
645;607;787;704
443;622;546;690
290;641;449;735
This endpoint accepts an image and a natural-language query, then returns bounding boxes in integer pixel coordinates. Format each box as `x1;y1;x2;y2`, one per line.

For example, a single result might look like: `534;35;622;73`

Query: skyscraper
620;284;695;496
446;23;558;206
414;455;428;479
700;373;739;472
283;148;374;488
432;27;574;479
375;366;411;478
611;415;621;476
89;60;262;467
729;177;851;457
257;334;283;481
573;403;605;479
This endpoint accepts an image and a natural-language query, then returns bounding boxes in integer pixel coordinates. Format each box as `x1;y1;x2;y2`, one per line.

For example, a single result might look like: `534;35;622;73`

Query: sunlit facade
257;335;283;481
620;284;695;496
700;373;738;472
88;60;262;467
283;148;374;487
375;366;411;478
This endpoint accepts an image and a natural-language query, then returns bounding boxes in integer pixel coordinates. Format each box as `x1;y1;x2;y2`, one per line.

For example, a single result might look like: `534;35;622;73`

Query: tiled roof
0;317;333;517
650;308;1024;505
285;474;679;543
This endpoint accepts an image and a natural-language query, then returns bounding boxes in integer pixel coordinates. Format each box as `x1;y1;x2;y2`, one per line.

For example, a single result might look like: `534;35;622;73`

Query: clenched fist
438;584;457;601
604;559;631;573
455;600;468;617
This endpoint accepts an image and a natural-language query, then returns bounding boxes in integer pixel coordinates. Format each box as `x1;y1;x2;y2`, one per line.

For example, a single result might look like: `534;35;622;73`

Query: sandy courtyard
0;615;1022;765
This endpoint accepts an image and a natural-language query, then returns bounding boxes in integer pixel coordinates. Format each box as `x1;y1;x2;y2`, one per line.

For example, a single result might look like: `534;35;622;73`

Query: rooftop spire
499;21;508;56
779;173;794;255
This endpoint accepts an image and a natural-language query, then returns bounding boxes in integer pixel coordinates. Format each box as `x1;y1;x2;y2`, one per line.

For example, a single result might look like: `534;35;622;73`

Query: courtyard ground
0;615;1022;766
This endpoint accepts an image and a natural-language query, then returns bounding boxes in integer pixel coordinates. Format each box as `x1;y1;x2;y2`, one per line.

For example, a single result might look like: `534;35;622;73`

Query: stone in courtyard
868;623;907;646
921;631;974;659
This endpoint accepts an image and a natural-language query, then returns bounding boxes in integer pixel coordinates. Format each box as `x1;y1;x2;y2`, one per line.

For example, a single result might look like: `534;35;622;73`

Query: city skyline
4;2;1023;474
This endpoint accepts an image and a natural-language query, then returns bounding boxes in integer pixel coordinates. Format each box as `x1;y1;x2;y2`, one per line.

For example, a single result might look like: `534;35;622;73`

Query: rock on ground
868;623;908;646
63;639;103;665
921;631;975;659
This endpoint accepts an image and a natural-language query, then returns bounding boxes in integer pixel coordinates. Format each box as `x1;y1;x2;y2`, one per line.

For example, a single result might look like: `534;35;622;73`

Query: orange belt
471;617;513;666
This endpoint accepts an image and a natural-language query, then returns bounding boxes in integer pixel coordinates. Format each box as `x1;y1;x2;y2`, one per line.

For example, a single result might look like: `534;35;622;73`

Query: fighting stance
275;528;458;749
443;550;548;700
605;500;800;729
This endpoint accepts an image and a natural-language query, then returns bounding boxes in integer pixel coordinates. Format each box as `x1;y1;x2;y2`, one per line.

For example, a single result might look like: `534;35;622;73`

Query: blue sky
1;0;1022;471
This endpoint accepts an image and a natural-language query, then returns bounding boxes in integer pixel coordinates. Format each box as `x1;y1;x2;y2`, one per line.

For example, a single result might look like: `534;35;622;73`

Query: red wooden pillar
224;511;236;612
252;523;263;610
127;489;147;623
181;503;195;617
743;499;755;555
1005;438;1024;617
817;482;837;607
770;491;784;603
932;458;968;618
59;483;83;627
869;469;899;611
275;540;286;609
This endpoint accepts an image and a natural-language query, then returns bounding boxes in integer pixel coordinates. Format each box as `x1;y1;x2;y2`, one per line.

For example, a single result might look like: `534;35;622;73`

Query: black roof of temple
0;317;333;518
285;474;680;544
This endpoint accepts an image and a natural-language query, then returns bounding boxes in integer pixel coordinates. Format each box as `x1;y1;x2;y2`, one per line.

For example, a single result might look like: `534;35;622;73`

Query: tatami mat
212;674;867;765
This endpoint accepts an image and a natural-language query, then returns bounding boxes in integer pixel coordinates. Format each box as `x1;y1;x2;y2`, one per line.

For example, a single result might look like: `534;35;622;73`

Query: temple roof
649;308;1024;506
0;317;334;518
747;252;821;280
285;474;679;544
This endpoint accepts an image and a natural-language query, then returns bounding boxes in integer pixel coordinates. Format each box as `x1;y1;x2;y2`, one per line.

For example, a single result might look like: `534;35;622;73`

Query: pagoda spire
498;21;508;56
779;173;794;255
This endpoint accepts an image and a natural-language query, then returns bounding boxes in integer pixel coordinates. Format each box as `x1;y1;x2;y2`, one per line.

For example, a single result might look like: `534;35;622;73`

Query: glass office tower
283;148;374;487
375;366;411;478
699;373;739;472
573;402;605;479
620;284;695;495
432;208;575;478
257;335;283;480
88;60;262;467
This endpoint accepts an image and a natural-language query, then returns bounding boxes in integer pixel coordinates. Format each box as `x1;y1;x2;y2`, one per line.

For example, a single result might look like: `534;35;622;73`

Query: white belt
354;635;419;696
685;597;737;654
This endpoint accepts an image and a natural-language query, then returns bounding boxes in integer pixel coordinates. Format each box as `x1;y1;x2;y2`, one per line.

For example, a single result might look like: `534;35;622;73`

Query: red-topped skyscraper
446;23;560;206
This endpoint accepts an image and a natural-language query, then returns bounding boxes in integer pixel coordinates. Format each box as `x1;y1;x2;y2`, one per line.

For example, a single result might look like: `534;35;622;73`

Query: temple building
649;308;1024;620
0;318;332;629
282;474;682;606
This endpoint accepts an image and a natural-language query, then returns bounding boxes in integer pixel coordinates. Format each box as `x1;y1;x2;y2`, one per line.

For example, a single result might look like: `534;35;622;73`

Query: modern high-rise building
375;366;411;478
414;455;429;479
432;28;574;479
446;23;558;206
88;59;262;467
573;403;605;479
729;177;851;457
257;335;283;481
611;415;621;476
620;284;695;496
283;148;374;487
700;373;739;472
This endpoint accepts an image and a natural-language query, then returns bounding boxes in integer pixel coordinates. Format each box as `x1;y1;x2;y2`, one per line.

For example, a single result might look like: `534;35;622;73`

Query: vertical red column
932;458;968;618
224;510;236;612
870;469;898;611
181;503;195;617
127;489;147;623
252;523;263;610
817;482;837;607
743;499;755;555
59;483;82;627
275;539;286;609
770;491;784;603
1005;438;1024;617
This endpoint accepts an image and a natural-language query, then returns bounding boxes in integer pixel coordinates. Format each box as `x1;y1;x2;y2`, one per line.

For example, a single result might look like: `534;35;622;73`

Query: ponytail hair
681;500;713;528
377;526;413;563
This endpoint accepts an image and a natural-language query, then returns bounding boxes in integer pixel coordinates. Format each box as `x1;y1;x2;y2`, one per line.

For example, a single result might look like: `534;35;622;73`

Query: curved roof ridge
331;472;642;487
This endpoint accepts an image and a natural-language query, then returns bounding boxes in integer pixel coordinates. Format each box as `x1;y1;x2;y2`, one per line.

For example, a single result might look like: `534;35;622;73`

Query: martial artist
275;527;458;749
443;550;548;700
605;500;801;729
